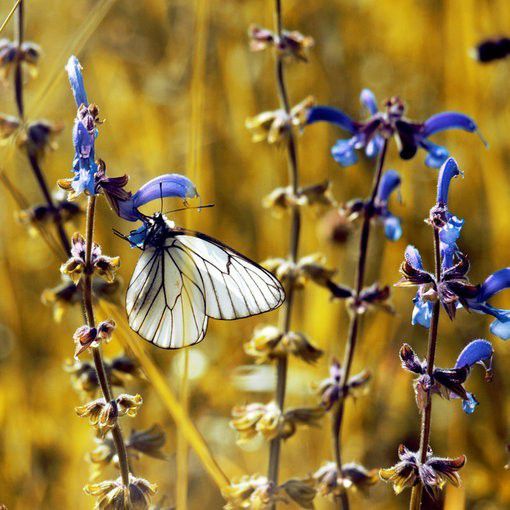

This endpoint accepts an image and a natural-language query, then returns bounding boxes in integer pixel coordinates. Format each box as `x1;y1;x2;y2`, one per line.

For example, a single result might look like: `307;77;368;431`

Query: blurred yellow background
0;0;509;508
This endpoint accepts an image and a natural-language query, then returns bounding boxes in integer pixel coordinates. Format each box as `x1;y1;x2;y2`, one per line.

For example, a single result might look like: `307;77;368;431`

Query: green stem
331;138;389;510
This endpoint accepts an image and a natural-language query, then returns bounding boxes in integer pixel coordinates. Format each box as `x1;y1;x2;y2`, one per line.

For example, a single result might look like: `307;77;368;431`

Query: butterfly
123;212;285;349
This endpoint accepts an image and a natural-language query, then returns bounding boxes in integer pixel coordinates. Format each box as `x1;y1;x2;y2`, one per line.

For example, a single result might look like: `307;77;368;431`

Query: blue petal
365;134;384;158
489;309;510;340
117;173;199;221
477;268;510;302
420;140;450;169
384;215;402;241
412;293;433;328
422;112;478;137
439;215;464;269
462;393;479;414
331;138;358;166
360;88;378;115
66;55;88;106
307;106;358;134
455;339;493;369
377;169;401;202
405;245;424;271
127;224;149;248
437;157;462;205
72;167;96;196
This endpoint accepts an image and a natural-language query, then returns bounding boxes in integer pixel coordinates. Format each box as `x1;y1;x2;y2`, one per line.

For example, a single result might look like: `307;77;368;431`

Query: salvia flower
244;324;323;364
61;233;120;284
315;358;371;410
307;89;482;168
380;444;465;498
64;56;102;198
73;319;116;358
249;24;314;61
313;462;378;497
399;340;493;414
246;96;315;144
374;169;402;241
84;474;157;510
0;39;40;81
75;393;143;435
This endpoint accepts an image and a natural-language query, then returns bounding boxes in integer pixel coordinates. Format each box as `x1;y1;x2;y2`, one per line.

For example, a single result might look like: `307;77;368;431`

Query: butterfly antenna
164;203;215;215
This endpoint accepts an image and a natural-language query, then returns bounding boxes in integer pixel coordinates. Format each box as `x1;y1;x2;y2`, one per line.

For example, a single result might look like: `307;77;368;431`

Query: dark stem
409;227;441;510
14;0;71;256
83;196;131;489
331;138;389;510
267;0;301;496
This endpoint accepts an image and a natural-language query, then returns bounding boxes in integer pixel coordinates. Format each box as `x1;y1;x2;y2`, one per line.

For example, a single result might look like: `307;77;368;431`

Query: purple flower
400;340;493;414
66;56;100;197
374;169;402;241
307;89;483;168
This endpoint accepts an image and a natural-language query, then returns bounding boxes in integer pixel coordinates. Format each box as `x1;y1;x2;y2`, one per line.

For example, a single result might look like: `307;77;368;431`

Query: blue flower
465;268;510;340
307;89;483;168
374;169;402;241
113;173;199;246
400;340;493;414
65;55;100;198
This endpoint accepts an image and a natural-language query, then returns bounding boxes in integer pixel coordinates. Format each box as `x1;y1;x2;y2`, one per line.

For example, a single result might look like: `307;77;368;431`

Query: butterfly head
143;213;176;248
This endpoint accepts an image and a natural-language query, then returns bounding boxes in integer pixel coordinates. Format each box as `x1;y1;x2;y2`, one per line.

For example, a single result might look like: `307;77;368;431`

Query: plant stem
331;138;389;510
409;226;441;510
267;0;301;494
83;196;131;489
14;0;71;256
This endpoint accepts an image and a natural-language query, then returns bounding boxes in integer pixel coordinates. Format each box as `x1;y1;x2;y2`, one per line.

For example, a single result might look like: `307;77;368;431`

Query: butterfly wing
171;232;285;320
126;230;285;349
126;244;208;349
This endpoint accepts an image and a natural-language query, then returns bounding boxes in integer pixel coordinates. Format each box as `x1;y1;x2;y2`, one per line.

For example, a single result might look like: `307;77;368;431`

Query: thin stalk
13;0;71;255
331;138;389;510
409;227;441;510
83;196;131;489
267;0;301;491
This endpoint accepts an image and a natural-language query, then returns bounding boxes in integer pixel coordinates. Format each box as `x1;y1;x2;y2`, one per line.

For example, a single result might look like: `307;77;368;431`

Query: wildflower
307;89;482;168
244;325;323;364
313;462;378;497
222;475;283;510
249;24;314;61
0;113;21;142
400;340;493;414
315;358;370;410
474;36;510;63
380;444;465;498
73;320;116;358
0;39;41;80
76;393;143;434
84;474;157;510
61;233;120;284
18;120;64;159
263;181;336;215
246;96;315;144
230;402;324;443
63;55;102;198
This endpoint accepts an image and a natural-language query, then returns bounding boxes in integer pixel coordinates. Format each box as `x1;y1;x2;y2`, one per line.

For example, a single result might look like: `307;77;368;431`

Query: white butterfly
125;213;285;349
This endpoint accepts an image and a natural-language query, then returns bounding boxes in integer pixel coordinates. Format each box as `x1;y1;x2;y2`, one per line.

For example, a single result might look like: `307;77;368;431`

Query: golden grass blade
101;303;230;490
176;349;190;510
0;0;21;36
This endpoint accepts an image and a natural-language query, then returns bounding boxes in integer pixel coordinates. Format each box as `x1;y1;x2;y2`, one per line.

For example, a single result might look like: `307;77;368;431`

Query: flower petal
377;169;401;203
421;140;450;169
422;112;477;137
476;268;510;302
360;88;378;115
462;393;479;414
405;245;424;271
454;339;493;369
437;158;462;205
384;215;402;241
66;55;88;106
412;293;433;328
331;138;359;166
307;106;358;134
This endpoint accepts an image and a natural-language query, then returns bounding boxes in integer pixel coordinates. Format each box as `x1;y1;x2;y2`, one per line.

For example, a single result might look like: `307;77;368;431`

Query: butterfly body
126;213;285;349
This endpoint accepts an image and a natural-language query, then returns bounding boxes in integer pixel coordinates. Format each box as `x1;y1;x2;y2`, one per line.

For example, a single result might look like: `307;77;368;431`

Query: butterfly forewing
126;227;285;349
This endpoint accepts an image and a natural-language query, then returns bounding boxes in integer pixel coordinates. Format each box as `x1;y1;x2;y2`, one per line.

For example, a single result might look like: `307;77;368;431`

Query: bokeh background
0;0;510;508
